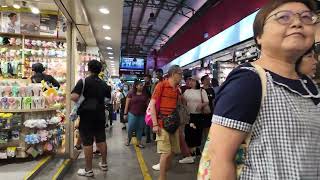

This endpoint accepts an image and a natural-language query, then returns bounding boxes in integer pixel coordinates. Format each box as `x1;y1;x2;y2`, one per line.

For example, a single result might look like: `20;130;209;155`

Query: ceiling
55;0;123;76
121;0;207;57
81;0;123;76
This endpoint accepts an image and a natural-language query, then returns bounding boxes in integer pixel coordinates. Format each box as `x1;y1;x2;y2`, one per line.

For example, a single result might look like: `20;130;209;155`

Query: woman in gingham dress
207;0;320;179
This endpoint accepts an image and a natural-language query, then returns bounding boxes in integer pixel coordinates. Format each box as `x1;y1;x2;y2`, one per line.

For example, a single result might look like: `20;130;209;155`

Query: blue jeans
128;112;145;142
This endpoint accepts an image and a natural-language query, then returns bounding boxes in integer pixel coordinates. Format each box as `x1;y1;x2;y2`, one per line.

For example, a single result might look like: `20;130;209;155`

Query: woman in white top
179;76;209;164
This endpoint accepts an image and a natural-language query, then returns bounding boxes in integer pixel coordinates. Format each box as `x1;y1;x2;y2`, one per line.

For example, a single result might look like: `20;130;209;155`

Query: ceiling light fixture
109;57;114;59
105;36;112;41
103;25;111;30
108;52;114;55
29;2;40;14
13;1;21;9
106;47;112;50
99;8;110;14
0;0;7;7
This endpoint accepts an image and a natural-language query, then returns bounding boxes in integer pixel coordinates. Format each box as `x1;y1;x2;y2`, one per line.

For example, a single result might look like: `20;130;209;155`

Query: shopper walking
200;75;216;139
150;65;182;180
71;60;111;177
179;76;209;164
124;79;149;148
200;1;320;179
297;47;318;78
31;62;60;88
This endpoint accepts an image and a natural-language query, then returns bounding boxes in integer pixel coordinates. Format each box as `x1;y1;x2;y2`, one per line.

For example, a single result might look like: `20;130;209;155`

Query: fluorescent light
31;7;40;14
109;57;114;59
103;25;111;30
105;36;111;41
99;8;110;14
108;52;114;55
106;47;112;50
13;3;20;9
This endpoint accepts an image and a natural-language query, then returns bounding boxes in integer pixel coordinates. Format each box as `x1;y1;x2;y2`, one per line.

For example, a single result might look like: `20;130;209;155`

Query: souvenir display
0;74;65;159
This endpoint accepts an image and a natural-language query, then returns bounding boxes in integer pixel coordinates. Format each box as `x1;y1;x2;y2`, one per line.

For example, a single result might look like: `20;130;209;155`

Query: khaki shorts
156;128;180;154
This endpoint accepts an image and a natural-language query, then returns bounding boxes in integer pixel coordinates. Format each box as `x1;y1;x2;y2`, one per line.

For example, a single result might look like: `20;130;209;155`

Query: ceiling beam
141;0;166;46
148;0;186;52
131;0;149;45
124;0;194;18
125;0;136;47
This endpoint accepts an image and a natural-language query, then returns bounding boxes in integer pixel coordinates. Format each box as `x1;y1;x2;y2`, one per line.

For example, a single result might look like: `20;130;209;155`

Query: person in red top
150;65;183;180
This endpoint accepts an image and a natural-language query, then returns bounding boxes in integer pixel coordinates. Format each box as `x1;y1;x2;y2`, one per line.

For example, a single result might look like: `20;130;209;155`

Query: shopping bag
112;112;117;121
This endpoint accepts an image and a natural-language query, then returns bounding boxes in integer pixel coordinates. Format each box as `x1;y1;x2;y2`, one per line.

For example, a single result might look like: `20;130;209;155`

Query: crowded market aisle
63;119;198;180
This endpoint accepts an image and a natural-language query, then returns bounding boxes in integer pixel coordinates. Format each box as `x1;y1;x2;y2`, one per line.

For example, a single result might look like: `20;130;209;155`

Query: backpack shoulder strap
251;63;267;104
244;63;267;145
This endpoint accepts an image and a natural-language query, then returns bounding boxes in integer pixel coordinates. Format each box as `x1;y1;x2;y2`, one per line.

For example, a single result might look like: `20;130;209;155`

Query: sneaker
122;126;126;130
152;163;160;171
77;168;94;177
179;156;194;164
98;162;108;171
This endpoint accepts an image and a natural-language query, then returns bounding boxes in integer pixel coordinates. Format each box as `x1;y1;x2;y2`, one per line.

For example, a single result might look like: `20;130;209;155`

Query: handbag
69;79;85;121
161;90;180;134
198;63;267;180
200;89;211;114
145;82;163;127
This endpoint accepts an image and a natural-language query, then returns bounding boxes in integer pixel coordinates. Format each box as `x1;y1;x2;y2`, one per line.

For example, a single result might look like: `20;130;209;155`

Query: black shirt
203;87;215;112
31;73;60;88
72;75;111;111
214;63;320;125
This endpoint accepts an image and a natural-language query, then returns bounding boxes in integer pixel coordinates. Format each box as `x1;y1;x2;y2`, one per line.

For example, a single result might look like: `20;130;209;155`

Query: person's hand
152;125;161;135
124;115;128;120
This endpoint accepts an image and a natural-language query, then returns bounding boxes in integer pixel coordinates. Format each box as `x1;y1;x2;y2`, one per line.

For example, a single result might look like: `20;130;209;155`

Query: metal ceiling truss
123;27;169;42
141;0;166;46
125;0;136;47
124;0;194;18
148;0;187;51
131;0;149;44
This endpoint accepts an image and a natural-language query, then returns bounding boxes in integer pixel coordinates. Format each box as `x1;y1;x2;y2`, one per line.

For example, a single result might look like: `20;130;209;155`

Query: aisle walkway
63;121;199;180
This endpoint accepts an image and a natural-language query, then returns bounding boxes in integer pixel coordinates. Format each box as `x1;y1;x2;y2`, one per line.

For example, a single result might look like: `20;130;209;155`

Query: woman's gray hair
168;65;181;77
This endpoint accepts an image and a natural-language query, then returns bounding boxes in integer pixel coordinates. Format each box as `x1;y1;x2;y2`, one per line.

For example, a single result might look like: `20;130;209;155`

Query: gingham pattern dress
213;68;320;180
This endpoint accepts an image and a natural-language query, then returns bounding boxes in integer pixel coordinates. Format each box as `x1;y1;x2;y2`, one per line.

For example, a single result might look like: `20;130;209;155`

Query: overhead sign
162;10;258;72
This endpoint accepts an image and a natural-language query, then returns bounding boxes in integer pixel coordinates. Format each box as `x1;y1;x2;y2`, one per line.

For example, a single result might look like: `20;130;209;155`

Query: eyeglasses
265;10;318;25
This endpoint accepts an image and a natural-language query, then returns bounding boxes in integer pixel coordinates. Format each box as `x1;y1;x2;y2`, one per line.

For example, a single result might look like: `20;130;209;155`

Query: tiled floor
63;120;199;180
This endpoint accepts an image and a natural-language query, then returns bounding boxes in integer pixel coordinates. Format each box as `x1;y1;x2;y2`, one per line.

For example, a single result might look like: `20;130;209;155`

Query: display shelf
0;140;20;148
0;32;66;41
0;107;59;113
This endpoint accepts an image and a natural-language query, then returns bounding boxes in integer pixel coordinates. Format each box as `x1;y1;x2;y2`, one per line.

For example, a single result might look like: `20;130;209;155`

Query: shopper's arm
124;97;131;115
149;99;159;129
71;93;80;102
208;124;247;180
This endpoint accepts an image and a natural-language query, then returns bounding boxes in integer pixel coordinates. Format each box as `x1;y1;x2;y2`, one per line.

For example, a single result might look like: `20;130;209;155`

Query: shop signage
162;10;259;73
0;7;66;36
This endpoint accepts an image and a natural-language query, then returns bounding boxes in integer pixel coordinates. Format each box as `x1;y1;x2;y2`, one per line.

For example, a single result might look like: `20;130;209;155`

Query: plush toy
0;86;4;97
38;130;48;142
11;85;19;97
48;116;61;125
32;84;42;96
3;86;11;96
19;86;27;97
8;97;16;109
11;131;20;140
6;147;16;157
0;97;8;109
22;97;32;109
25;134;40;144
